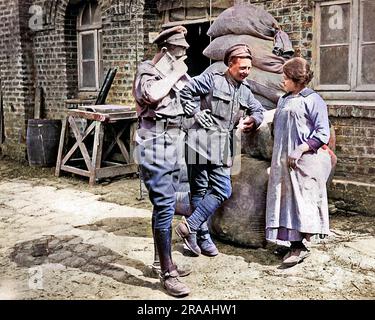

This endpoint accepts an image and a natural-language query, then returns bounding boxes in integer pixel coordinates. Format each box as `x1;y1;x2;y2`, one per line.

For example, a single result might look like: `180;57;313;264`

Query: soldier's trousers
135;126;185;230
186;161;232;231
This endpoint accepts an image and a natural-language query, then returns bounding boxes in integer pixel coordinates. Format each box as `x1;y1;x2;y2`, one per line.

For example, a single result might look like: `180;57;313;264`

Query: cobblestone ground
0;158;374;300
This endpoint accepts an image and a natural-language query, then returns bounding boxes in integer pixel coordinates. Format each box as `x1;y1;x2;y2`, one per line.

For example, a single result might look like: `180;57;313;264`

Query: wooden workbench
55;105;138;185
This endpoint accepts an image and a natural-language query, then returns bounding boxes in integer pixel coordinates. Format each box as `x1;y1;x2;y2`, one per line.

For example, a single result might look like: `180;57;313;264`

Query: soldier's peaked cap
224;43;252;66
153;25;189;48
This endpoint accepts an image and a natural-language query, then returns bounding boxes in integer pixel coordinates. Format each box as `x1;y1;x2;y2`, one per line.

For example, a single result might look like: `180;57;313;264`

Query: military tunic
133;60;187;229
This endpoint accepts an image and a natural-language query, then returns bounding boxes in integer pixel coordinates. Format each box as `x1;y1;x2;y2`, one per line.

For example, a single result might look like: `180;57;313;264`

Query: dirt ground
0;156;374;300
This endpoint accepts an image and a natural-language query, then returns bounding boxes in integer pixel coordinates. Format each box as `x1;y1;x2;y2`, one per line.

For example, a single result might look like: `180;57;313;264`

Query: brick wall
248;0;314;61
329;105;375;178
102;0;161;105
0;0;34;160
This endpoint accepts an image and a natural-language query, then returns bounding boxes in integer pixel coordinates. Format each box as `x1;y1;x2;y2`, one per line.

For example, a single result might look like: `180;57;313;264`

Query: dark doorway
185;22;211;77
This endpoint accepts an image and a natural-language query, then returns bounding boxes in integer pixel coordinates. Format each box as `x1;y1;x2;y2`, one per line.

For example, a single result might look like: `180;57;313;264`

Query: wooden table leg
55;117;68;177
90;121;104;186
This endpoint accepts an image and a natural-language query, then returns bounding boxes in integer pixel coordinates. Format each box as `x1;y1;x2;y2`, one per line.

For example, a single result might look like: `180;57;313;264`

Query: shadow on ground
76;217;282;267
10;235;159;291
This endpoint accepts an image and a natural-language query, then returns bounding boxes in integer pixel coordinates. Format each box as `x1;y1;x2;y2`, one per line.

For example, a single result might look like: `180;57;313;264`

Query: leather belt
139;116;183;130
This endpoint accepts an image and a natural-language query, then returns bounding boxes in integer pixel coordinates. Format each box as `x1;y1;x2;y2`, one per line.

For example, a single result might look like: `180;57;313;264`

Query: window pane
362;0;375;42
320;3;350;45
81;4;91;26
82;61;96;88
361;45;375;84
320;46;349;85
82;33;95;60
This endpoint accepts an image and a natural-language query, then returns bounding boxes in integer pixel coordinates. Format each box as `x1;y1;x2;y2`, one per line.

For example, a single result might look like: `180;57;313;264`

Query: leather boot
151;215;161;275
175;217;201;256
151;218;191;277
168;228;191;277
154;228;190;297
197;221;219;257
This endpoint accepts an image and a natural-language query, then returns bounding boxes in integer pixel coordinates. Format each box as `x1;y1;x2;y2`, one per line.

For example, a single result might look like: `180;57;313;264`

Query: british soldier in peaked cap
153;25;190;48
132;26;191;297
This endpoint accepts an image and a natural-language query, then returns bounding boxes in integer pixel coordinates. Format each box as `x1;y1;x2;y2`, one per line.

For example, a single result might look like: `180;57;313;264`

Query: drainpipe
209;0;212;65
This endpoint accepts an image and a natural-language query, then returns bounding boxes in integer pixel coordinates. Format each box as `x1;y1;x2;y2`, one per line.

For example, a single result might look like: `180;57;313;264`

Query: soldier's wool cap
153;25;189;48
224;44;253;66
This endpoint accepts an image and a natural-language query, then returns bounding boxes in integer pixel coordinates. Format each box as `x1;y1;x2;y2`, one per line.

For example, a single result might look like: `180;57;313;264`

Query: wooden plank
68;109;108;122
114;123;130;163
60;165;91;177
34;86;43;119
68;116;94;173
61;120;96;166
92;121;104;170
79;104;132;113
68;109;137;122
102;124;125;160
107;112;137;121
116;135;130;163
129;121;137;163
55;117;68;177
95;163;138;179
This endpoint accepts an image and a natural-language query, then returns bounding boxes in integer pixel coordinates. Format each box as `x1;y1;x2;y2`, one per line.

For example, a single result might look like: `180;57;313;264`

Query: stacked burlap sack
203;3;294;109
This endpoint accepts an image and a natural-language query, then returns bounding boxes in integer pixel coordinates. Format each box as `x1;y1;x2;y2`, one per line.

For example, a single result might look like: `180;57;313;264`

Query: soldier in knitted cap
132;26;191;297
175;43;265;258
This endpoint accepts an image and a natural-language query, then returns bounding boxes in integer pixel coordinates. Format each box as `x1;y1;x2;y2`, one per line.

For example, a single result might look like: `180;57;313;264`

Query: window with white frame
314;0;375;99
77;1;103;91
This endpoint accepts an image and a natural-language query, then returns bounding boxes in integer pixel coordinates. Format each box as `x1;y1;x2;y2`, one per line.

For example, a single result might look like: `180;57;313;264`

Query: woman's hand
288;142;310;169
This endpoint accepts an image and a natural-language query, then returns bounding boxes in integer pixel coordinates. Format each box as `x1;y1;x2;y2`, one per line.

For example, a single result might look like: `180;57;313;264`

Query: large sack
203;34;287;73
250;67;284;91
209;155;270;248
203;62;285;103
253;93;277;110
204;34;274;59
207;4;279;40
241;109;275;161
248;81;283;104
248;67;285;103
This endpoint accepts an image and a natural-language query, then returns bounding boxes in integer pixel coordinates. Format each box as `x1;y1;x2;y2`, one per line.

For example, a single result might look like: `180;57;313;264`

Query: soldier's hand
194;109;214;129
184;101;197;116
171;55;188;79
241;116;256;133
